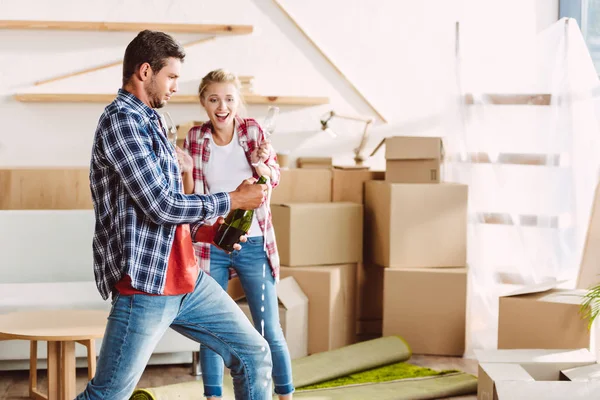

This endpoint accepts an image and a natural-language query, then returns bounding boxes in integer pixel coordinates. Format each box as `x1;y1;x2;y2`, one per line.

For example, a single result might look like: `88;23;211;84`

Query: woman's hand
251;141;271;165
175;147;193;173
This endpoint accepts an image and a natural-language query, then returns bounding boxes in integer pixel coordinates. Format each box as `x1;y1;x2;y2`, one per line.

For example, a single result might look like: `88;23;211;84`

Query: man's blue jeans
76;270;273;400
201;237;294;397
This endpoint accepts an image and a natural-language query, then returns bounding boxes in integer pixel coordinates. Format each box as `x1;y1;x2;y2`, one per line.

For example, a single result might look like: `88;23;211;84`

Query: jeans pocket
246;236;265;246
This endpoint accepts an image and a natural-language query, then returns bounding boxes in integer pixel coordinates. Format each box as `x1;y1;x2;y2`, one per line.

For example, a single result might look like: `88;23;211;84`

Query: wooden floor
0;355;478;399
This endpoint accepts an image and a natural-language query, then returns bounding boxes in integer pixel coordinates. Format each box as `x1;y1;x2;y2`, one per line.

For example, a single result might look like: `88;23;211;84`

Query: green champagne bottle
214;176;268;252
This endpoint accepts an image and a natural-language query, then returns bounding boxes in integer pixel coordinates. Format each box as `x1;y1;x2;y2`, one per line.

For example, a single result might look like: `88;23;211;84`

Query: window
560;0;600;73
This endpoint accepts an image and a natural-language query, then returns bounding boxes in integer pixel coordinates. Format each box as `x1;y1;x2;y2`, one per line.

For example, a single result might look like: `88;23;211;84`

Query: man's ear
137;62;152;82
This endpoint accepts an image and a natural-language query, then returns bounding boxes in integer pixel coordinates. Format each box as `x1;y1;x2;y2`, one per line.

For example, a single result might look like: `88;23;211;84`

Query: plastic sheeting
443;18;600;355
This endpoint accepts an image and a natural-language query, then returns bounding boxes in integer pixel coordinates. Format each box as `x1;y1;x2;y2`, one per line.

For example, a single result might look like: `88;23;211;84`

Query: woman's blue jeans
201;237;294;397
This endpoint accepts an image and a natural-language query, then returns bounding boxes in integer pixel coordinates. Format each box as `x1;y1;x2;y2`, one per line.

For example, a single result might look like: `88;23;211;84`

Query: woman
183;69;294;400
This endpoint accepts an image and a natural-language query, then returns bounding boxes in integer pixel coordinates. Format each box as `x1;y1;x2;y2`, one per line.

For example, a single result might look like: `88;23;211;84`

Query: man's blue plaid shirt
90;89;230;300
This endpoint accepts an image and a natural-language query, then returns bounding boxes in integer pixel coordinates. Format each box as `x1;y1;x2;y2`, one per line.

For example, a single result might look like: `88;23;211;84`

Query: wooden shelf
0;168;92;210
474;212;559;228
14;93;330;106
0;20;253;35
446;152;563;166
464;93;551;105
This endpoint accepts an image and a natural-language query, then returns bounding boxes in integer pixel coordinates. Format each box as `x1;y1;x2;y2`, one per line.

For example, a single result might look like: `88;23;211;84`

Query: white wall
0;0;558;169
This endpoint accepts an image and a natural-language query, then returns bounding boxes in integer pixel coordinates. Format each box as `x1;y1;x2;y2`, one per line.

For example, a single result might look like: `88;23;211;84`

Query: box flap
480;363;535;382
333;165;371;170
475;349;595;364
277;277;308;310
503;280;560;297
495;381;600;400
536;289;587;305
560;363;600;381
369;136;443;160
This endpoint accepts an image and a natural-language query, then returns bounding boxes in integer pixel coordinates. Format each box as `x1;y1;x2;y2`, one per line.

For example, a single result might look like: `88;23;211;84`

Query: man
77;30;272;400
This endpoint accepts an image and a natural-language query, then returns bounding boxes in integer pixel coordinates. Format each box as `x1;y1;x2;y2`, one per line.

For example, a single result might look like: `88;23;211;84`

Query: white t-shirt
205;130;262;237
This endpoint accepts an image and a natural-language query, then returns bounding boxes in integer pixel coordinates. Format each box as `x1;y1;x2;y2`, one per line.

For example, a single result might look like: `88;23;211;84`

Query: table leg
47;342;60;400
59;341;76;400
76;339;96;380
29;340;47;400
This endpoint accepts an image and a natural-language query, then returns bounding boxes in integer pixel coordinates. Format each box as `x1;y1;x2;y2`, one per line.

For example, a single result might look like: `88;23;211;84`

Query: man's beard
146;77;165;109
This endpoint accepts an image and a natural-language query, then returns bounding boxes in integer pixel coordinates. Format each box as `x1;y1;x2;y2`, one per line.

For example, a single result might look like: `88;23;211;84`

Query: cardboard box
356;319;382;335
498;282;591;350
296;157;333;169
332;167;385;204
356;262;384;320
370;136;443;183
476;349;600;400
382;268;467;356
365;181;468;268
237;277;308;359
272;203;363;266
280;264;356;354
227;276;245;301
356;319;383;343
271;169;332;204
559;363;600;381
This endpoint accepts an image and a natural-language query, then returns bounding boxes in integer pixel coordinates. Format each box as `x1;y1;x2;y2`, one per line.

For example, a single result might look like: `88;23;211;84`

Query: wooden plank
59;341;76;400
76;339;97;381
474;212;559;228
47;342;59;400
464;93;552;105
446;152;562;166
0;168;92;210
29;341;40;398
14;93;330;106
0;20;253;35
34;36;219;86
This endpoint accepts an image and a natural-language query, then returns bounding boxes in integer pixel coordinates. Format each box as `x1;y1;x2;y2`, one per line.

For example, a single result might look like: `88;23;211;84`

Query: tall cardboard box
383;268;467;356
475;349;600;400
272;203;363;266
271;169;332;204
365;181;468;268
237;277;309;359
370;136;443;183
280;264;356;354
332;167;385;204
498;282;591;350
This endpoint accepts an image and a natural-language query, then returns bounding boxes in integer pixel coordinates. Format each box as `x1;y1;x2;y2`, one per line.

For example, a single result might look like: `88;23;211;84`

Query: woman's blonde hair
198;69;242;101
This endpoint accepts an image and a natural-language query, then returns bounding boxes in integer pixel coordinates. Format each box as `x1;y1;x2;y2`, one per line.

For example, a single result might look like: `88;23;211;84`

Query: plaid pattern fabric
90;89;230;300
184;116;281;280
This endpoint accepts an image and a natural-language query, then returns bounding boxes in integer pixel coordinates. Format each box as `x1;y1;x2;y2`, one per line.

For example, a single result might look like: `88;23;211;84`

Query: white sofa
0;210;199;371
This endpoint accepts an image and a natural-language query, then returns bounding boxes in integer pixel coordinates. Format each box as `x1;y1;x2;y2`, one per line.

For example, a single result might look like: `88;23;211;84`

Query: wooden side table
0;309;108;400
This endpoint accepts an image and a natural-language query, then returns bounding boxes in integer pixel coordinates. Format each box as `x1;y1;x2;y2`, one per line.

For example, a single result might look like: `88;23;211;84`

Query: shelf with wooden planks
0;168;92;210
445;152;563;166
463;93;552;105
13;93;330;106
0;20;253;35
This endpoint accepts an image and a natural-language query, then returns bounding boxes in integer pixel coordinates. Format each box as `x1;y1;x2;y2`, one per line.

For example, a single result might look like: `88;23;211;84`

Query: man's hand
195;217;247;252
175;147;193;173
229;178;267;210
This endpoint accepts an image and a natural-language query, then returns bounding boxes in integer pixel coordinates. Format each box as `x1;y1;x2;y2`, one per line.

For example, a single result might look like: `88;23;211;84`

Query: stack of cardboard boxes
362;136;469;357
269;168;363;355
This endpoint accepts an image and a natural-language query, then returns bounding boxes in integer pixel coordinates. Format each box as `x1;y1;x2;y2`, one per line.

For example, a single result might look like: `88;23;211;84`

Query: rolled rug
130;336;412;399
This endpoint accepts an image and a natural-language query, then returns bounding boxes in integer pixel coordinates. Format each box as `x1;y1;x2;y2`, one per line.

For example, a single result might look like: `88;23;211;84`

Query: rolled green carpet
293;335;411;388
293;372;477;400
130;336;414;399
